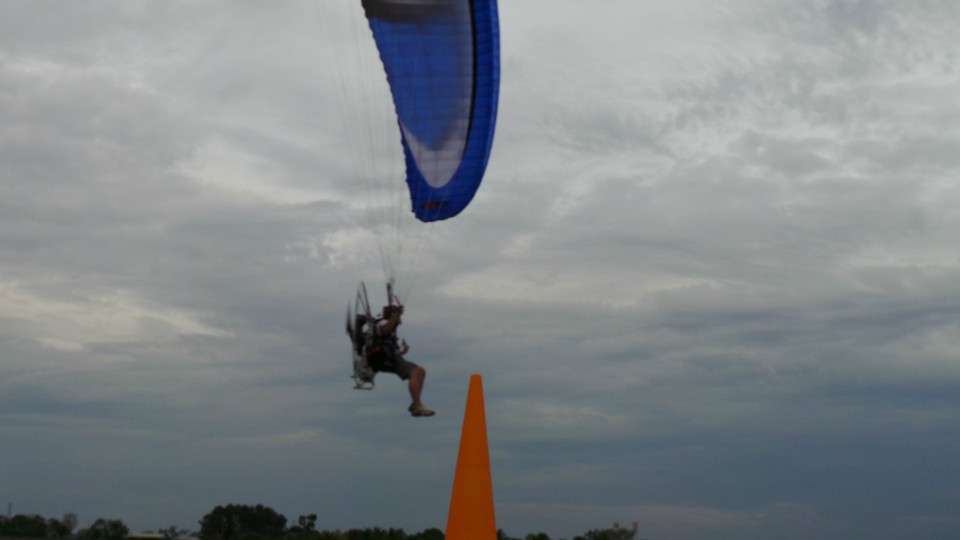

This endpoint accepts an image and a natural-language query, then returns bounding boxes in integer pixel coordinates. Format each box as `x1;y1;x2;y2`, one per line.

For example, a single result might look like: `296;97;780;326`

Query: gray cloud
2;1;960;539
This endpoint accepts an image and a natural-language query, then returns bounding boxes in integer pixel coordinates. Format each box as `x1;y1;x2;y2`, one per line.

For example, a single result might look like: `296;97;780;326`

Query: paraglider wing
361;0;500;222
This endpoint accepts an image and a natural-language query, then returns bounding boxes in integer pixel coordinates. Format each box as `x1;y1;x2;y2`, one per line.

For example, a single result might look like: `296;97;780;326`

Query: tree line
0;513;127;540
1;505;641;540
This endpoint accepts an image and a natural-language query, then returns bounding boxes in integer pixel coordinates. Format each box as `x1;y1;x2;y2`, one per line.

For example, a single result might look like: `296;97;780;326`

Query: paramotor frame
345;280;403;389
346;282;376;389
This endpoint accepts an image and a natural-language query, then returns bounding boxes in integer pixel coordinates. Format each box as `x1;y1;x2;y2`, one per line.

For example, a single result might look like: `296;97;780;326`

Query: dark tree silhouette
0;514;47;537
406;528;443;540
573;528;636;540
199;504;287;540
77;518;129;540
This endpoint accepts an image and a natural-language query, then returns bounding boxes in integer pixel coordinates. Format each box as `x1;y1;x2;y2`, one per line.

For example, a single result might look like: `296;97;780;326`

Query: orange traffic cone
445;374;497;540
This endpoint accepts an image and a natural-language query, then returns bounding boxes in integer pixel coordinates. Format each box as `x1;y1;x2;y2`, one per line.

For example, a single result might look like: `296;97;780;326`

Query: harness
366;319;399;370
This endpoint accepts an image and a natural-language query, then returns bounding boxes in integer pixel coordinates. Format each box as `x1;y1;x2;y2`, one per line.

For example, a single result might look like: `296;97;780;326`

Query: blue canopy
361;0;500;222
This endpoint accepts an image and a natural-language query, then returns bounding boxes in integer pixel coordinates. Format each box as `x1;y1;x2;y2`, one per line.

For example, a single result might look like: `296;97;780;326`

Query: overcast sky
2;1;959;539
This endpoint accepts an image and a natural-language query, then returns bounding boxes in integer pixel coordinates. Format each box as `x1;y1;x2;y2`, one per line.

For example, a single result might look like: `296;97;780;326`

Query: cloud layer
2;1;959;539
